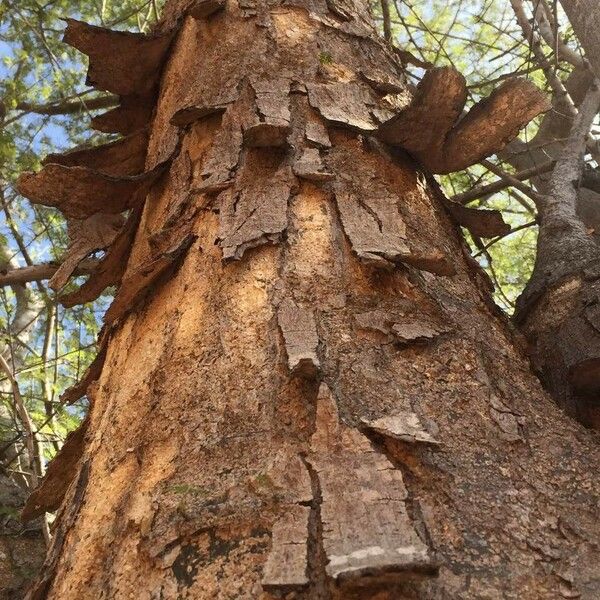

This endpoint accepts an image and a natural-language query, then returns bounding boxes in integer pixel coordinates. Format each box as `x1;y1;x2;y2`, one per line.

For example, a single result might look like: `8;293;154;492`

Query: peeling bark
328;139;455;275
244;78;291;147
362;412;440;445
277;298;320;377
190;105;243;193
217;152;296;260
22;418;89;522
443;200;511;239
262;504;311;592
18;1;600;599
308;383;433;586
63;19;173;97
17;160;168;220
49;214;125;291
91;94;155;135
59;206;143;307
293;147;334;182
378;67;550;174
262;449;313;592
43;129;148;175
59;338;107;405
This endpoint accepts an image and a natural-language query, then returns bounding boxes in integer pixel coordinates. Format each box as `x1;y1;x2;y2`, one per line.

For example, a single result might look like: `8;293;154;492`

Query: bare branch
14;94;118;117
480;159;544;205
0;259;99;288
452;161;554;205
380;0;392;44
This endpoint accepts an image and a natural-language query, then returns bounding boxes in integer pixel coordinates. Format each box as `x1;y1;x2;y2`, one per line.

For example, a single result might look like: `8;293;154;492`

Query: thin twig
452;160;554;204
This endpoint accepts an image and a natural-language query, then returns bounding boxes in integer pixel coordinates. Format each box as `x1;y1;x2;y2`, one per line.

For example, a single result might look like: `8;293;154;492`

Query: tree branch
452;161;555;205
380;0;392;44
14;94;118;117
0;259;99;287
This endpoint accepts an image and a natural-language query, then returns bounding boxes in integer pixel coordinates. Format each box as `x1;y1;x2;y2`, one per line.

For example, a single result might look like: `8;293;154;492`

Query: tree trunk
19;1;600;599
559;0;600;77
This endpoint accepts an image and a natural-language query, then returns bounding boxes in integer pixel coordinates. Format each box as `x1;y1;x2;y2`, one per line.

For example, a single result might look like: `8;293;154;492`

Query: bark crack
300;453;332;600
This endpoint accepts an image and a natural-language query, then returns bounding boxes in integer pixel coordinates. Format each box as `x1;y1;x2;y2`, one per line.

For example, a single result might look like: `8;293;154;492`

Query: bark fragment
22;417;89;522
103;233;196;326
378;67;467;156
60;340;107;404
192;105;243;193
292;147;334;182
308;383;433;586
186;0;226;18
489;395;524;443
360;68;407;94
277;298;320;378
170;103;228;128
443;201;511;239
49;214;125;291
262;450;313;591
378;67;549;174
362;412;440;445
391;320;447;344
304;117;331;148
59;206;143;308
17;161;168;220
262;505;311;592
334;179;453;275
217;155;296;260
63;19;173;97
443;78;550;174
355;310;450;345
91;94;155;135
43;129;149;177
268;448;313;505
307;82;386;131
334;183;409;262
244;78;291;148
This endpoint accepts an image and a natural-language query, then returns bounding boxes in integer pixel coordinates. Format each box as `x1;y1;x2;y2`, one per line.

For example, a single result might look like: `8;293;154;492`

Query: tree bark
19;1;600;599
497;16;600;426
559;0;600;77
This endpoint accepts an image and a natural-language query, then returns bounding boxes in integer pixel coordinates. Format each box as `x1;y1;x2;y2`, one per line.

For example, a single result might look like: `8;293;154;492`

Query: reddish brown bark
16;1;600;599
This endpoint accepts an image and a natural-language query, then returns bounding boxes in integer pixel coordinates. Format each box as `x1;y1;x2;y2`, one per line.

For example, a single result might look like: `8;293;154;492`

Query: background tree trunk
21;1;600;599
503;3;600;427
559;0;600;77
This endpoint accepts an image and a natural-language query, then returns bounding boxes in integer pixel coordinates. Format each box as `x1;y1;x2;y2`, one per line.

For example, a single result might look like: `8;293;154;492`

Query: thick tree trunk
19;1;600;599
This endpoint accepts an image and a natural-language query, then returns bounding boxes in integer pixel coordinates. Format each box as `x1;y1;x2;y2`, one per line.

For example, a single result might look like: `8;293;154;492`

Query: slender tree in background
1;3;162;595
3;0;600;598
